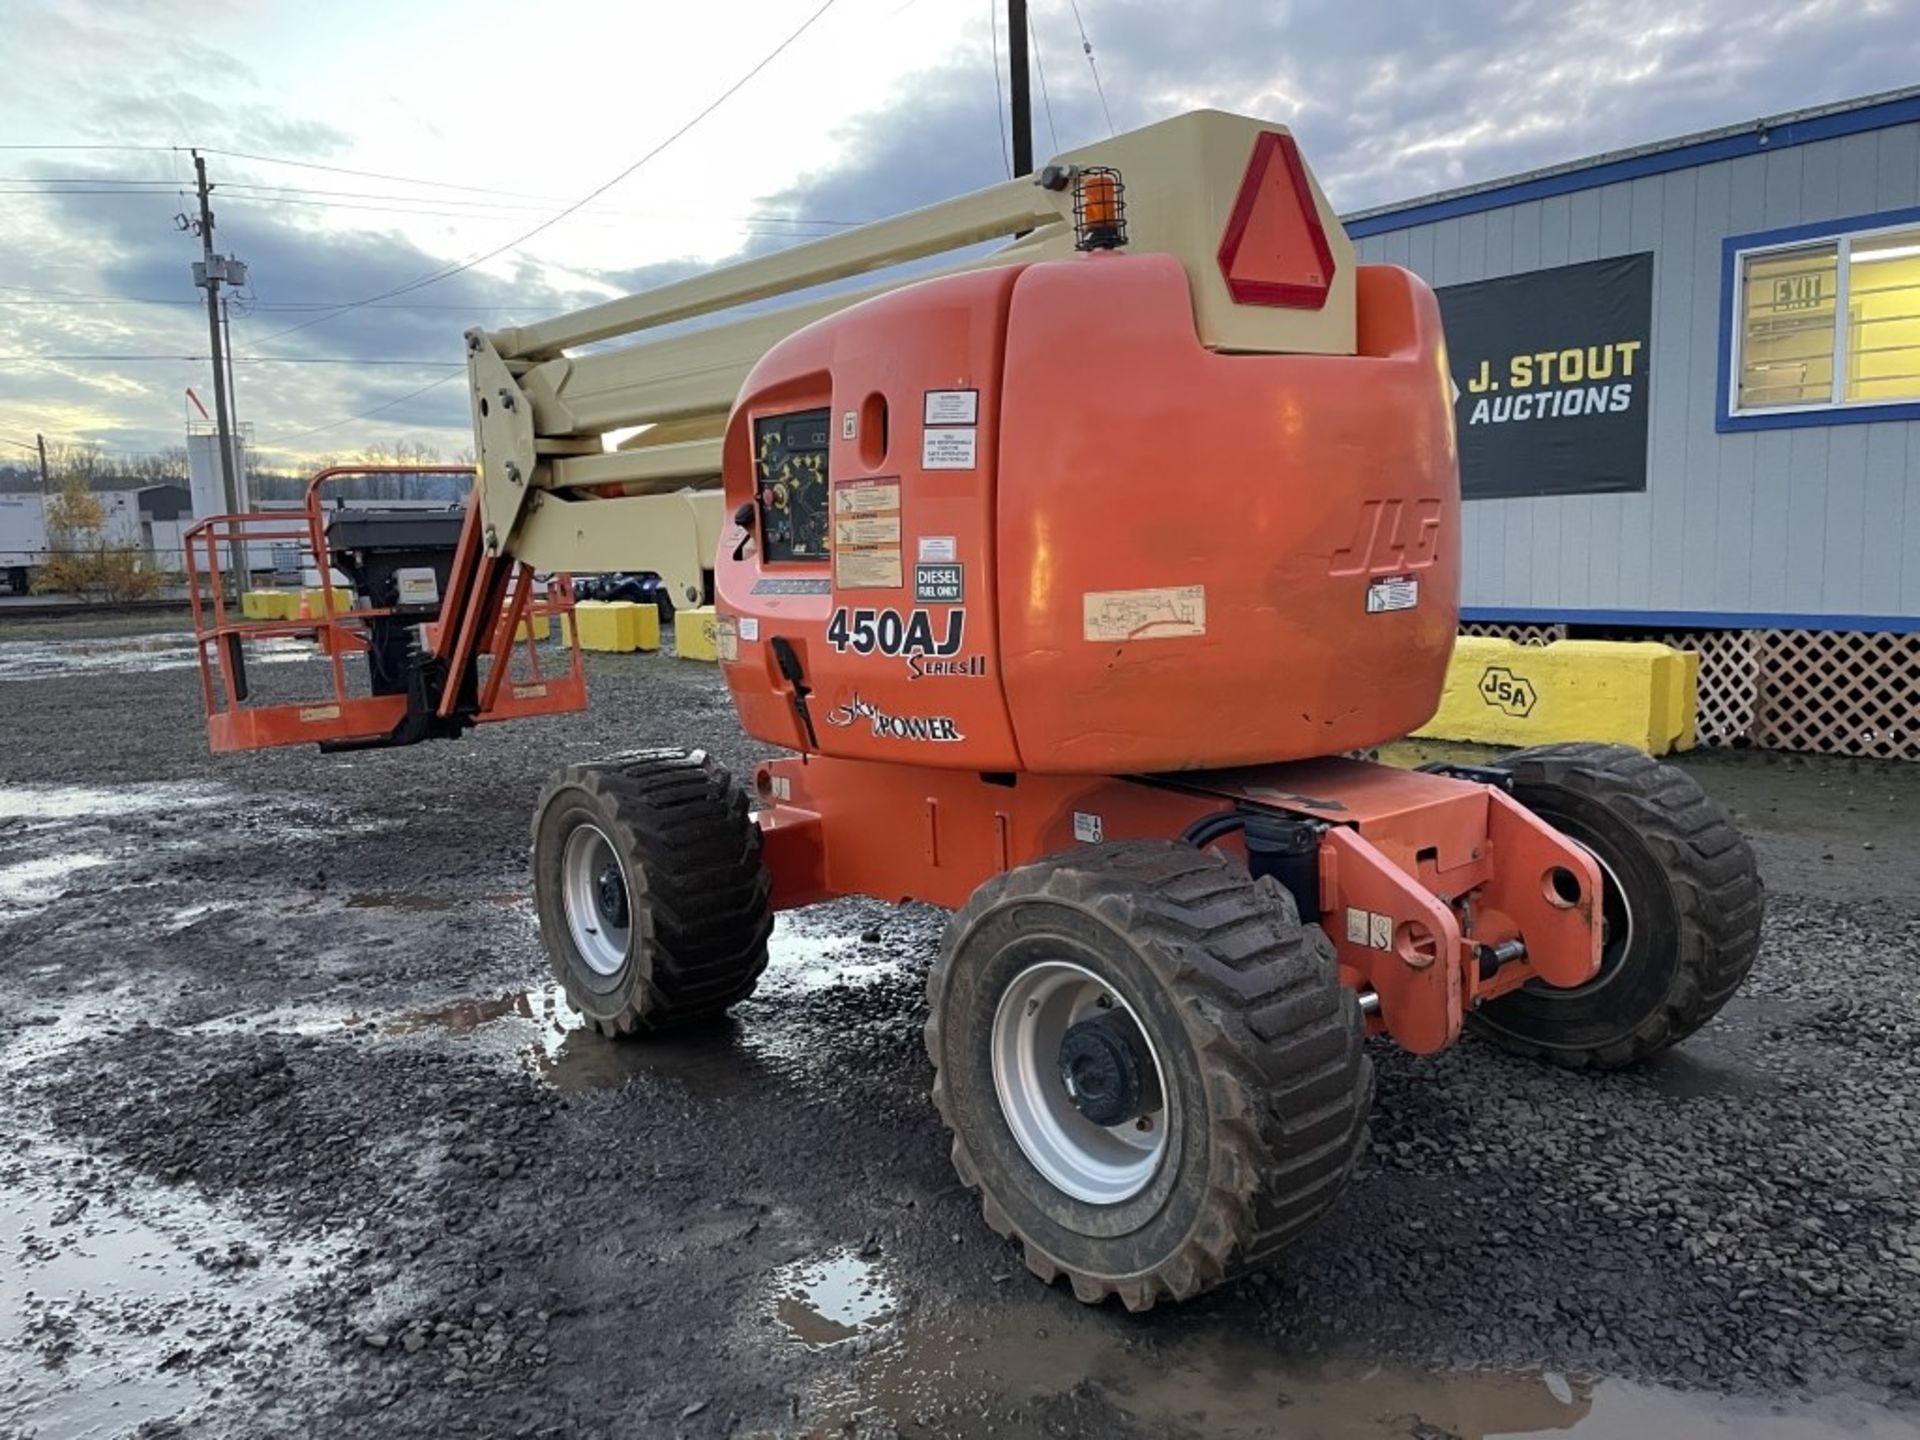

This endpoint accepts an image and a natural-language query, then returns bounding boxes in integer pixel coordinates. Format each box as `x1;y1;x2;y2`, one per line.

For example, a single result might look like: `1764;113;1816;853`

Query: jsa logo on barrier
826;606;963;657
1478;666;1537;717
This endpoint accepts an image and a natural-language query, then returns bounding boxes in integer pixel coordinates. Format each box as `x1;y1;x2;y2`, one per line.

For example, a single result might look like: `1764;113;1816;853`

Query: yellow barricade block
242;589;298;621
299;586;349;618
1415;637;1699;756
562;600;659;653
511;612;552;643
674;606;719;662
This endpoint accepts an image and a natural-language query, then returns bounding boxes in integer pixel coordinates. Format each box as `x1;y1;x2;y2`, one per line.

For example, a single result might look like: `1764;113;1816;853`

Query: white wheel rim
561;823;630;977
990;960;1168;1206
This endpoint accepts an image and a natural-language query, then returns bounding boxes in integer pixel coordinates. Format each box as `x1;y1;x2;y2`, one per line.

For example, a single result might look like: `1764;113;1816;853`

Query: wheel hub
594;863;630;928
1057;1011;1160;1127
990;960;1169;1206
560;823;632;978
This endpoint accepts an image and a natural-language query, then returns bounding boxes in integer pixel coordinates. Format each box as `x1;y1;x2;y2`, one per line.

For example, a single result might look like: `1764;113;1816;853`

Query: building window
1731;224;1920;416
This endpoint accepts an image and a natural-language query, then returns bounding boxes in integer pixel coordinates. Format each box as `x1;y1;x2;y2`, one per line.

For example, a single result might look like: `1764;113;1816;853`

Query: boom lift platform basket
184;465;584;753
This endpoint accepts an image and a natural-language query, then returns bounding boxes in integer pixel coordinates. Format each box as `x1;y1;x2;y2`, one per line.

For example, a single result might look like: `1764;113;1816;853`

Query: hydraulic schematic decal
1082;585;1207;641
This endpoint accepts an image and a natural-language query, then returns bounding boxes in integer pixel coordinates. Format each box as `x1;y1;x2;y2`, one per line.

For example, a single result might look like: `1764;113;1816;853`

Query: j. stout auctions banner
1438;253;1653;501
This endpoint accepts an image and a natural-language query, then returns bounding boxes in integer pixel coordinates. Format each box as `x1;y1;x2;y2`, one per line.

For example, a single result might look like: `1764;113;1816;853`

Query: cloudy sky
2;0;1917;468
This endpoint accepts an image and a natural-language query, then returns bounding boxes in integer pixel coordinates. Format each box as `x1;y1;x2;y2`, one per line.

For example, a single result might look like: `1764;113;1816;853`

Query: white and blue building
1346;87;1920;757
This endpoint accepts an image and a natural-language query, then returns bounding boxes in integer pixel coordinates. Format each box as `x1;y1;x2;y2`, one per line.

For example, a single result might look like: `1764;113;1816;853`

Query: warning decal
835;552;903;589
923;390;979;425
834;481;900;514
922;429;977;470
831;477;903;590
1345;906;1395;952
833;515;901;547
1366;573;1419;614
1082;585;1207;642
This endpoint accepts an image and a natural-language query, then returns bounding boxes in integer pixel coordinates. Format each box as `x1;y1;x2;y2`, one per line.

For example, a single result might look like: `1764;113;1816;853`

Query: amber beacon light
1072;166;1127;251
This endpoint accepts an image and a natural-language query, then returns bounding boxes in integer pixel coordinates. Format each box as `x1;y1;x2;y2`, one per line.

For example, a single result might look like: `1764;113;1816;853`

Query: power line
256;372;466;450
1029;6;1060;154
0;354;462;366
0;279;471;309
0;178;870;229
0;141;564;200
244;0;842;351
0;143;178;152
0;175;187;184
200;148;580;200
1065;0;1115;136
0;296;527;312
213;182;867;223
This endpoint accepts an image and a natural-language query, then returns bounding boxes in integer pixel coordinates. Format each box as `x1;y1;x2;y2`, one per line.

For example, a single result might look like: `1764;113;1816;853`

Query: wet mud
4;623;1920;1438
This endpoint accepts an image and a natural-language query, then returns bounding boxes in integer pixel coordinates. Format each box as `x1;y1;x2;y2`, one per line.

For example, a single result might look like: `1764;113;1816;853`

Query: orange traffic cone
296;590;326;654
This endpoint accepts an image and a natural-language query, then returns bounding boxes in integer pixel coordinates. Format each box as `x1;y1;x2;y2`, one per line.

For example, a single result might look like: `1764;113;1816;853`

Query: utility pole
220;294;249;511
35;433;50;496
1008;0;1033;177
182;151;249;592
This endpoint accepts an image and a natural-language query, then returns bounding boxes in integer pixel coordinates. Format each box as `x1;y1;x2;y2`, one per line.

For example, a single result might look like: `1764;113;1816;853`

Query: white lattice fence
1456;622;1920;760
1651;630;1763;750
1751;630;1920;760
1460;622;1567;646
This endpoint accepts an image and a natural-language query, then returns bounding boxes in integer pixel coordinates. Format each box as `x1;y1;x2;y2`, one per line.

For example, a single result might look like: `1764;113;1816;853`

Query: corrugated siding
1355;121;1920;622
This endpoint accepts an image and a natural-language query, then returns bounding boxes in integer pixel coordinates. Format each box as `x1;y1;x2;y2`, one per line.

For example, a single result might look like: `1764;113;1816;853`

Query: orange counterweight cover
714;254;1459;775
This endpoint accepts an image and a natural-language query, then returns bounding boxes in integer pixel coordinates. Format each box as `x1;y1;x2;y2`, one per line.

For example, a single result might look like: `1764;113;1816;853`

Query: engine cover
714;252;1459;775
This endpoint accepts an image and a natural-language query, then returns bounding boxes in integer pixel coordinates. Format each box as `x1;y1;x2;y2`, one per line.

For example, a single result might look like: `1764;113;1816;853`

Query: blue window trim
1463;605;1920;636
1346;92;1920;237
1714;205;1920;433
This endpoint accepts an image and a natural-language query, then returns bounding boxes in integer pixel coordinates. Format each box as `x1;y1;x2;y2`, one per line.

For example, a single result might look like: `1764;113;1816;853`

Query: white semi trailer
0;493;47;593
0;490;151;593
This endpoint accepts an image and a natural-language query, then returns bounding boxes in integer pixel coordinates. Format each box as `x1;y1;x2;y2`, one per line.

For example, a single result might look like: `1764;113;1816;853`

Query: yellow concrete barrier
242;589;299;621
560;600;659;653
299;586;349;619
511;612;552;643
674;606;719;662
1415;637;1699;755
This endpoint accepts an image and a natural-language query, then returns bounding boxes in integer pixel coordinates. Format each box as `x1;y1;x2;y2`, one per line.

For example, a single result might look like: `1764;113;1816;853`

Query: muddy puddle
760;916;910;996
771;1250;900;1347
0;632;313;684
382;912;907;1093
0;781;227;825
0;782;231;919
0;851;112;916
0;1140;330;1440
0;783;415;928
386;982;763;1094
792;1298;1920;1439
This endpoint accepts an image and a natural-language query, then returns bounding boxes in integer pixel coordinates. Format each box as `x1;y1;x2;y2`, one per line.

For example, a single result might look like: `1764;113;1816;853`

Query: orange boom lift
187;113;1762;1309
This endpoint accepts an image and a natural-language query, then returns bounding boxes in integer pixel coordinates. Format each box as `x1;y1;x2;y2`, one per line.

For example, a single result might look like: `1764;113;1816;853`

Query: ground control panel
753;409;831;564
715;266;1024;772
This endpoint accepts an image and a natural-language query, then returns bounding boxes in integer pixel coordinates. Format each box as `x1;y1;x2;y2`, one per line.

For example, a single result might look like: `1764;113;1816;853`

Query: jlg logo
1329;499;1443;577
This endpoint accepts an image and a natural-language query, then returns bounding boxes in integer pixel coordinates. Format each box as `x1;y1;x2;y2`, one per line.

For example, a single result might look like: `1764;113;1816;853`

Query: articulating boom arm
463;109;1356;602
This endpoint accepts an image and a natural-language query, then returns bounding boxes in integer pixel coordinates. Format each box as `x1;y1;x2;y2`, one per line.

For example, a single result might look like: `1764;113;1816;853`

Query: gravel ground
2;616;1919;1440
